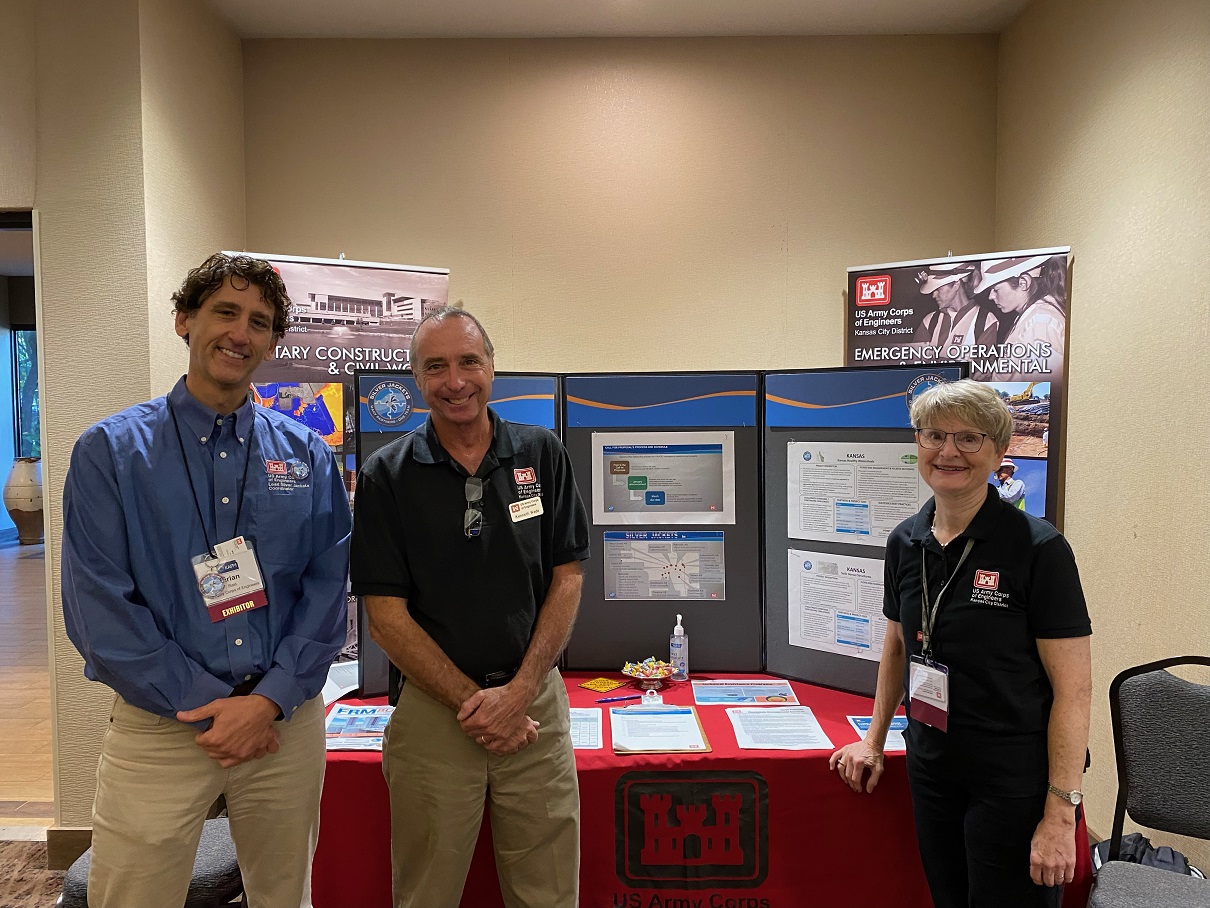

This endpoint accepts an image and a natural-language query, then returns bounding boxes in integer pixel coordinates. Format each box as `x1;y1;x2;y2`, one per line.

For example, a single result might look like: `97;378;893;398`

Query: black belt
229;674;264;697
482;669;517;689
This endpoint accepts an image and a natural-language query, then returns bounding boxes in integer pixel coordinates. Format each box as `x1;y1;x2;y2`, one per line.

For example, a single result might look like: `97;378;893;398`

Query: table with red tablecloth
312;672;1092;908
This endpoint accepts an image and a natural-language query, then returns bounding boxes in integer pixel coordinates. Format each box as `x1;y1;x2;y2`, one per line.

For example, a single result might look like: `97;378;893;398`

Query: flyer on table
692;679;798;705
727;706;834;751
848;715;908;752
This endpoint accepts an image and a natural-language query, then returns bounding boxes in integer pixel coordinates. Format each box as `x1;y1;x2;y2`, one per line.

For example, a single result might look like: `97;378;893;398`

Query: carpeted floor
0;840;63;908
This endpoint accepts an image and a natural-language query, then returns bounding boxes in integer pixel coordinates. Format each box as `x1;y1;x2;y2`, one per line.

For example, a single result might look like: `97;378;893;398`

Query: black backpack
1092;832;1205;878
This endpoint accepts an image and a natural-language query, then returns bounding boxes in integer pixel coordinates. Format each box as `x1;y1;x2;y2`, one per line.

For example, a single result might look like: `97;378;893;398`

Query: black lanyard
168;402;256;558
919;536;974;662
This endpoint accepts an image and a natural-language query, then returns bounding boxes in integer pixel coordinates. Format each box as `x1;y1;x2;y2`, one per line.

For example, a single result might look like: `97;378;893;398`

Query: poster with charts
786;441;927;547
788;549;886;663
592;431;736;525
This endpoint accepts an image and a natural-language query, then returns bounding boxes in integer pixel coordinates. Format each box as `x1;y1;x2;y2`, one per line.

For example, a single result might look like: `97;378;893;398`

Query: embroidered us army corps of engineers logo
615;771;768;889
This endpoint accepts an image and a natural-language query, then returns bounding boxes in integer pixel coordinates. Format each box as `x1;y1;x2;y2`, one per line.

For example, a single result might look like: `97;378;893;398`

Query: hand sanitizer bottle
670;614;688;681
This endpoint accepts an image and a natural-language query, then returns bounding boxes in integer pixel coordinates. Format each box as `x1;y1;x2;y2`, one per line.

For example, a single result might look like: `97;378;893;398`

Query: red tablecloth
313;673;1092;908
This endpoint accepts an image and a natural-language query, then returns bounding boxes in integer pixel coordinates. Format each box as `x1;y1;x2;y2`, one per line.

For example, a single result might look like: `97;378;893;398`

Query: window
13;328;38;458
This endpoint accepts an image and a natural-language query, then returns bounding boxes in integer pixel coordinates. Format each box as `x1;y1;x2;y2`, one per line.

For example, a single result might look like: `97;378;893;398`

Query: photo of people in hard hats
846;246;1068;524
912;263;1000;364
972;253;1067;383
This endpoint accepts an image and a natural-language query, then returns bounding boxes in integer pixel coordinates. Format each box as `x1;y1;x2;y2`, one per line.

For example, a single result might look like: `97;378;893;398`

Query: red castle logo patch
974;570;1000;590
855;275;891;306
514;467;536;485
265;460;288;475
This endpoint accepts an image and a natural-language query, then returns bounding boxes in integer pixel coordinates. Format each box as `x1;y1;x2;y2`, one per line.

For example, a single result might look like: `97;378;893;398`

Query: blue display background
565;374;758;427
765;366;964;427
358;373;557;432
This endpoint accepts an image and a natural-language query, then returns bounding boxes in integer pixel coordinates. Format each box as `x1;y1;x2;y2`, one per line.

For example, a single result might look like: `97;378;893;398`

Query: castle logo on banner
614;771;768;890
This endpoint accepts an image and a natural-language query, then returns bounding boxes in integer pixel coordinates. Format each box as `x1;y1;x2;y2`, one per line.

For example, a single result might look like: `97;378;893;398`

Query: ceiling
204;0;1033;39
0;231;33;278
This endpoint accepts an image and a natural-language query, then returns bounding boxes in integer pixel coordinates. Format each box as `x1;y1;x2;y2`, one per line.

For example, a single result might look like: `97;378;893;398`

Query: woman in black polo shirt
829;379;1091;908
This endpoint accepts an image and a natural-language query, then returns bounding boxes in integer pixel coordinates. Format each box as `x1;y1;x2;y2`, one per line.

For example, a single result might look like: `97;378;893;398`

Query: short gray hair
909;379;1013;450
409;305;495;367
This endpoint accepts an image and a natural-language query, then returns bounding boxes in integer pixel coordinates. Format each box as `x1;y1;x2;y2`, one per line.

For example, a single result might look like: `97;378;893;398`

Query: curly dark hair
172;252;292;340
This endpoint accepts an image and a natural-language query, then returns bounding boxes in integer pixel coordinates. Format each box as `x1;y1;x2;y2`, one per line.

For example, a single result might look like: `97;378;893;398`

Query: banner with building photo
845;246;1069;524
237;251;451;658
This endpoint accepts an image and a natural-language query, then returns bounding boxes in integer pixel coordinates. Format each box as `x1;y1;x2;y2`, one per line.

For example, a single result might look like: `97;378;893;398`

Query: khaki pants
383;669;579;908
88;694;326;908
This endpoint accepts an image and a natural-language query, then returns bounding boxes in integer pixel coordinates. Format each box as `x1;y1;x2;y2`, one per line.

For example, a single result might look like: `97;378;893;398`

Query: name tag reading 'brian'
509;497;544;523
191;536;268;622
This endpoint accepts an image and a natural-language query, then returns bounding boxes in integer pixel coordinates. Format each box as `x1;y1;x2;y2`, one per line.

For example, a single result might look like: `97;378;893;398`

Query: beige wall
998;0;1210;865
243;36;998;373
35;0;152;828
36;0;245;829
140;0;246;395
0;0;36;209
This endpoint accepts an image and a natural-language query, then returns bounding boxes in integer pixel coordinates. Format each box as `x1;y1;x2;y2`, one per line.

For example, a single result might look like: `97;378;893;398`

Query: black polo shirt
884;485;1091;793
351;409;589;684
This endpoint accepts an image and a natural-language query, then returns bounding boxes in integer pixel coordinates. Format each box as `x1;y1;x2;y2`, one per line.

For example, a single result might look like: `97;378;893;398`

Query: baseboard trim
47;826;91;870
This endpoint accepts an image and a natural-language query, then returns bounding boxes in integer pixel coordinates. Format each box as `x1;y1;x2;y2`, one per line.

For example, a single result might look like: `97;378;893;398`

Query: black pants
907;752;1063;908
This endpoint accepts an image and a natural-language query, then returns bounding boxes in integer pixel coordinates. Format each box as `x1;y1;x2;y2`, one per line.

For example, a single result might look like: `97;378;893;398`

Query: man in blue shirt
62;253;351;908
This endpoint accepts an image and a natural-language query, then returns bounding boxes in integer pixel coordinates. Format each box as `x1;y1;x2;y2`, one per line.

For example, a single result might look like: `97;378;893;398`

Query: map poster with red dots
603;531;726;601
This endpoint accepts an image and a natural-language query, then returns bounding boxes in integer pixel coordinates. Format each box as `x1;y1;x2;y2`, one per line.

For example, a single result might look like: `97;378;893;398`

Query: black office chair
1089;655;1210;908
57;816;244;907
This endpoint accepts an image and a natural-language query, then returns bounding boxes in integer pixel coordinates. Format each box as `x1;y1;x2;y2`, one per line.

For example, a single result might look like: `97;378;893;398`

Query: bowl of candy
622;657;676;690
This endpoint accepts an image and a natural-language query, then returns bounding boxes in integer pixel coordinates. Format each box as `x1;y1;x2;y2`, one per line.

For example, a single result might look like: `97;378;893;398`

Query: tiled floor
0;541;53;828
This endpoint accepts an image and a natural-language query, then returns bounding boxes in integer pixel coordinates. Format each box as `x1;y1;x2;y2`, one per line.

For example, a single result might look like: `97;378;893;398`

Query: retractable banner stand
563;373;762;672
236;251;449;676
764;365;966;695
353;370;560;697
846;247;1070;524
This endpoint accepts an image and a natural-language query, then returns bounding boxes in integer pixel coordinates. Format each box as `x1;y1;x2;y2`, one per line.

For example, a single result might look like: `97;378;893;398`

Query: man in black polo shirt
351;307;589;908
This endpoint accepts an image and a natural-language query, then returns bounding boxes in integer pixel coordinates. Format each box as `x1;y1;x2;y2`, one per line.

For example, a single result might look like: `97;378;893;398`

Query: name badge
191;536;268;623
909;655;950;732
508;497;544;523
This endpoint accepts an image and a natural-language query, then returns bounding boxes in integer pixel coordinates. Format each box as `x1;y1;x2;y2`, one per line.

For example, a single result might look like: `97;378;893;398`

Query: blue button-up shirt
62;377;351;721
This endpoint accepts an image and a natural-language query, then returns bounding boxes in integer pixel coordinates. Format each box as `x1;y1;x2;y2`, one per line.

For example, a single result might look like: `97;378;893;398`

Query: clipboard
609;705;712;755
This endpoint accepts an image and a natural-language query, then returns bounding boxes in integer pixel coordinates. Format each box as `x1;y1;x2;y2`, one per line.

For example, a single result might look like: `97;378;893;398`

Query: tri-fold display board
763;365;966;695
350;364;970;698
562;373;764;672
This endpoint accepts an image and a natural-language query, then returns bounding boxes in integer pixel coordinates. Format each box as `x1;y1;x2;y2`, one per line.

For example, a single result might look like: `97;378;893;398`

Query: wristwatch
1048;783;1083;806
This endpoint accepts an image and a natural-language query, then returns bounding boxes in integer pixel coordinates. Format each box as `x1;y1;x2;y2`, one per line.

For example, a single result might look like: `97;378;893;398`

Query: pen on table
596;694;643;704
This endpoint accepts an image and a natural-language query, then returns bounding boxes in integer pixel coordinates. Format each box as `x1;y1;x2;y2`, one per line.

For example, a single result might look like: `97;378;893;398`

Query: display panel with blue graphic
563;372;762;673
357;373;558;435
765;366;963;428
764;364;969;697
566;373;757;428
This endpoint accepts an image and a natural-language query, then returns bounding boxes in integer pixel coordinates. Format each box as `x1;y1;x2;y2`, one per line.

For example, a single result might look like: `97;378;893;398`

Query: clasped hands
457;684;540;756
177;694;281;768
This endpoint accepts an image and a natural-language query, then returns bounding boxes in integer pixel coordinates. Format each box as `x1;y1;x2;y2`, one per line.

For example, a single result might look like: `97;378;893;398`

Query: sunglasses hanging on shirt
464;477;484;538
